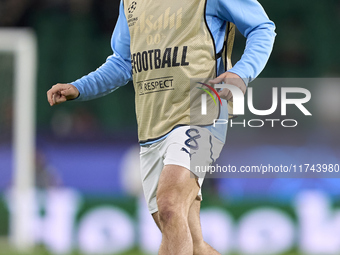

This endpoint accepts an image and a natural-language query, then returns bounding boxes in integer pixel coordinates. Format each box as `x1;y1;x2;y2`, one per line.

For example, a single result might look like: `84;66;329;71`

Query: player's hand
47;83;79;106
209;72;246;101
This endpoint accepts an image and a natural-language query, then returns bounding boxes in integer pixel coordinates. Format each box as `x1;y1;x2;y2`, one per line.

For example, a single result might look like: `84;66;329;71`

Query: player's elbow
246;21;276;40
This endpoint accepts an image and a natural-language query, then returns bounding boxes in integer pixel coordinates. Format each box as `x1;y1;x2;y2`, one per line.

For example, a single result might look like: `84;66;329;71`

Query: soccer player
47;0;275;254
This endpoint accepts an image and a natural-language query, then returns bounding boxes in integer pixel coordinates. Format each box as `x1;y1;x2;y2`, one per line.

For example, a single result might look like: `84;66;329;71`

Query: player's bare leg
156;164;199;255
153;199;220;255
189;200;221;255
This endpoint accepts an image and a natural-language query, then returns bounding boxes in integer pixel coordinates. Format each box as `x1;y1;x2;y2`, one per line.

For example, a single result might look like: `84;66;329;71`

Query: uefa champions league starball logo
128;1;137;13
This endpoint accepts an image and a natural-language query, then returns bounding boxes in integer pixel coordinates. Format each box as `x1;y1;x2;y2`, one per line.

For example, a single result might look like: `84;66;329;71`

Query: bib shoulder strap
215;22;235;72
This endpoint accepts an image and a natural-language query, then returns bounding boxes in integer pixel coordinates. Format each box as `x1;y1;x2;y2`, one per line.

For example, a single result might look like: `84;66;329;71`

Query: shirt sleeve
71;0;132;101
216;0;276;84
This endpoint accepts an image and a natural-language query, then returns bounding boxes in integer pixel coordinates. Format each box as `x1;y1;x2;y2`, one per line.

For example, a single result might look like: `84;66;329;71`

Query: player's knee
158;207;176;225
157;198;181;225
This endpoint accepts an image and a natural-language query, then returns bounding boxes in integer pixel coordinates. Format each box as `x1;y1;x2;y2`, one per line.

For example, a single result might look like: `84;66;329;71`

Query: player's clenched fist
47;83;79;106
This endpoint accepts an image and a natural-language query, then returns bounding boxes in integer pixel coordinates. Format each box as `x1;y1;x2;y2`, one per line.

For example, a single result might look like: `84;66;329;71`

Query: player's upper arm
215;0;276;83
71;0;132;101
110;0;132;73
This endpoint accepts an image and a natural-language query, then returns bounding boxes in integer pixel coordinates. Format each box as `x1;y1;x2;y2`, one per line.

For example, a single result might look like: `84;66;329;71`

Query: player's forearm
228;21;276;84
71;54;132;101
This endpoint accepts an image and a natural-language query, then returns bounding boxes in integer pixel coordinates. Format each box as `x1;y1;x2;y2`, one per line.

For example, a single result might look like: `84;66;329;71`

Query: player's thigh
156;164;199;215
